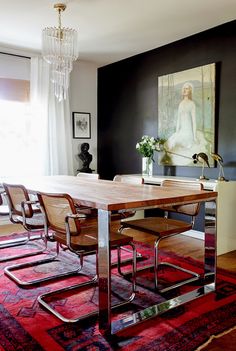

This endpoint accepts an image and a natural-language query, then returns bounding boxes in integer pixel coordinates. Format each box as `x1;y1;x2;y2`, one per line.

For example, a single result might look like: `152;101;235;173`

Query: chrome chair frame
120;180;203;293
36;193;136;323
0;183;47;262
4;205;87;287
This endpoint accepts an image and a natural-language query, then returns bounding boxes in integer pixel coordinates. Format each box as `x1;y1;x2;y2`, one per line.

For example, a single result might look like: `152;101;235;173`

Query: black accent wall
98;20;236;180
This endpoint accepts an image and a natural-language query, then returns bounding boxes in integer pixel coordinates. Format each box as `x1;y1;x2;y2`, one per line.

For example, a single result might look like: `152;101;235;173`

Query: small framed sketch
72;112;91;139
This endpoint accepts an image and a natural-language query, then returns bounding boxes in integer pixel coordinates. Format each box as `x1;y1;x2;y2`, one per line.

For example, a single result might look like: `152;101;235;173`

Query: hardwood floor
0;222;235;350
0;223;24;235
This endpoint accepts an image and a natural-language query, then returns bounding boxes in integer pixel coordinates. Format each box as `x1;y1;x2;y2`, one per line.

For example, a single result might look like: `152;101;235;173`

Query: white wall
70;60;98;175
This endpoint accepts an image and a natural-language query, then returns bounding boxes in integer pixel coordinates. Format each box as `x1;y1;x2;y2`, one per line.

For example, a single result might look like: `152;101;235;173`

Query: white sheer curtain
30;57;74;175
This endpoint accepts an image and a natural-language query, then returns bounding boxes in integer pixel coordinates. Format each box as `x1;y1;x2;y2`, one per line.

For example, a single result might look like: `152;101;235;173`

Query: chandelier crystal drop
42;3;79;101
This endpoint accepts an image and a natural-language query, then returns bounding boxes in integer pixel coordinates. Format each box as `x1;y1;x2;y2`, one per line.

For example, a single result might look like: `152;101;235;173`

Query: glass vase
142;157;153;177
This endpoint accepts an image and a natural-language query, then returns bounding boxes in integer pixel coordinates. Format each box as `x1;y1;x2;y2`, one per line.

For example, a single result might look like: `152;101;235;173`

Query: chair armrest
23;200;39;205
66;213;82;220
75;203;97;216
20;200;41;228
64;213;82;253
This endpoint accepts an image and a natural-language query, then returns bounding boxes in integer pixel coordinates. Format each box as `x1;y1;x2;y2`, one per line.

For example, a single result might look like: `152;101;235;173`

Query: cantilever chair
112;175;144;221
0;183;46;262
76;172;100;219
0;190;9;216
36;192;136;323
3;183;94;286
111;175;145;261
75;174;144;222
77;172;100;179
120;180;203;292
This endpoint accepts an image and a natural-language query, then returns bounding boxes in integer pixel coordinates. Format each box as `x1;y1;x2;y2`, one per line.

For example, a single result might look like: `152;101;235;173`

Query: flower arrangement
136;135;165;161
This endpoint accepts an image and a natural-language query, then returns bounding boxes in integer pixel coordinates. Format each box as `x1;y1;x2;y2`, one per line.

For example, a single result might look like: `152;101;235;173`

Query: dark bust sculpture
78;142;93;173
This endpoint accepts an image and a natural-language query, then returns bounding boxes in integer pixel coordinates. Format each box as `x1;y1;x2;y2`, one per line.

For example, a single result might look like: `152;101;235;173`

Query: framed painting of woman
158;63;216;166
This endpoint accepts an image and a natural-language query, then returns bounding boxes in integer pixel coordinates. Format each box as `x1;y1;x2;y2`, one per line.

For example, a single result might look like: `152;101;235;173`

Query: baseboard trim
0;217;11;225
182;229;204;240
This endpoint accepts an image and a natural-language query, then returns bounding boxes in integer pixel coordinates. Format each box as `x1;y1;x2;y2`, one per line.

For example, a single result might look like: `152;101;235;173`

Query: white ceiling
0;0;236;67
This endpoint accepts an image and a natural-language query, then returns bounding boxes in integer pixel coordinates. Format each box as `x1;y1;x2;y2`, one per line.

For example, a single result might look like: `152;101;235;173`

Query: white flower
136;135;166;159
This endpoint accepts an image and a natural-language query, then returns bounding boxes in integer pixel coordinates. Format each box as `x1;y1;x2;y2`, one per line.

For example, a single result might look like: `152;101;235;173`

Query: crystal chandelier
42;3;79;101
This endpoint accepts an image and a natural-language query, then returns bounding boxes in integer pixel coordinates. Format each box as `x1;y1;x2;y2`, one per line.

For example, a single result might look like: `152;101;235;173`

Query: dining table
1;175;218;337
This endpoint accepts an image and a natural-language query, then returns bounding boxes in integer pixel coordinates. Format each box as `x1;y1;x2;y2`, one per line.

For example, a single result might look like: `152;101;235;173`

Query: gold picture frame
158;63;216;166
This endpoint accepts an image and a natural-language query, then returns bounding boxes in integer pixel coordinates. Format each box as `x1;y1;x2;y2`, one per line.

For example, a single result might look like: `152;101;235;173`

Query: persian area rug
0;231;235;351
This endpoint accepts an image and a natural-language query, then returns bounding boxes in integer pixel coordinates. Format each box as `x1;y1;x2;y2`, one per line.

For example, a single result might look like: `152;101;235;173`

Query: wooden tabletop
1;175;218;211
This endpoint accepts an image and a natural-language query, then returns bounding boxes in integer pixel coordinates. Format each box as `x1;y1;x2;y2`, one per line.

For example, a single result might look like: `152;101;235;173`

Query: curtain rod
0;51;30;60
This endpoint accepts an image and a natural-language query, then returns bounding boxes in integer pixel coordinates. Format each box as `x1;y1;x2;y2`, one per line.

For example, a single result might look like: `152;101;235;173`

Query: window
0;54;38;177
0;98;35;176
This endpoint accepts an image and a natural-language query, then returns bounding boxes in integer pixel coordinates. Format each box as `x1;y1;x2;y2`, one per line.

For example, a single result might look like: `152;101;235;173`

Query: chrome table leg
98;209;112;336
204;199;217;283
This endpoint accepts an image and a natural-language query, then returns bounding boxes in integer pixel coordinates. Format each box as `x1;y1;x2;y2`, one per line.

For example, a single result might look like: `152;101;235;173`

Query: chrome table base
112;282;215;335
98;200;217;337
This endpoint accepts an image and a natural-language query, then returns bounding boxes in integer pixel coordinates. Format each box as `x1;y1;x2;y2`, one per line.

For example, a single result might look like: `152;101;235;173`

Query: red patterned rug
0;231;235;351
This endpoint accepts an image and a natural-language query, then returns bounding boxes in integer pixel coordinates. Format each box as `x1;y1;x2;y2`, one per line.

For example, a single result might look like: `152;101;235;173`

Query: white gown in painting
167;99;197;149
165;82;208;165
